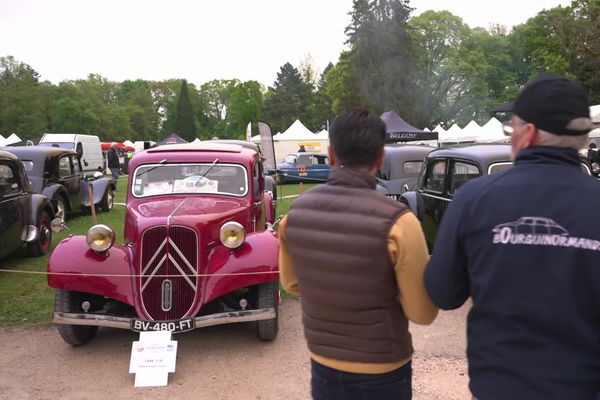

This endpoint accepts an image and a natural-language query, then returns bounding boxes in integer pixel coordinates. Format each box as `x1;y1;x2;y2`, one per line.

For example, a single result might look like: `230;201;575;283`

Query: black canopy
158;133;189;145
381;111;438;142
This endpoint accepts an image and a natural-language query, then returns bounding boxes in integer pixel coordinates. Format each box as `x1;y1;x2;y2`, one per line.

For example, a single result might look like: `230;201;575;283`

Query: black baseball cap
492;74;592;136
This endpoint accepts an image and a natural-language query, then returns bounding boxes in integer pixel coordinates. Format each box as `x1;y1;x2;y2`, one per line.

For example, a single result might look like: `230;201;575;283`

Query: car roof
2;145;77;161
427;144;512;164
130;142;259;170
286;152;328;157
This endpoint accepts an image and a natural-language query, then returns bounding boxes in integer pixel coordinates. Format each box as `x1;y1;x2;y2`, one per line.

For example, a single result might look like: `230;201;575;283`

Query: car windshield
39;142;75;150
283;154;297;164
132;163;248;198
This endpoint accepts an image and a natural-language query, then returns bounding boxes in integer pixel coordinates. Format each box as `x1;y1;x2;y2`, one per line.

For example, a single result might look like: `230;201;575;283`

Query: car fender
41;184;71;211
400;191;418;216
47;236;135;306
82;178;113;206
203;230;279;304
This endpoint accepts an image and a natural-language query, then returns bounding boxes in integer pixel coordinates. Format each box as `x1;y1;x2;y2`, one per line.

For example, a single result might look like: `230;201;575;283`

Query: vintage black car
401;145;513;251
4;146;115;219
0;149;55;258
401;144;593;251
376;145;436;201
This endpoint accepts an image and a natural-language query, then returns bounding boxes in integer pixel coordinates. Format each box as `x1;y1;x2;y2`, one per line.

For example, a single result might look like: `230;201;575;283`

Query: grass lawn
0;178;318;327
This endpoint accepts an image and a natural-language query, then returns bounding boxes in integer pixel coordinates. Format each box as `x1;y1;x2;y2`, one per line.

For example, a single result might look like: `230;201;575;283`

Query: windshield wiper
136;159;167;178
200;158;219;179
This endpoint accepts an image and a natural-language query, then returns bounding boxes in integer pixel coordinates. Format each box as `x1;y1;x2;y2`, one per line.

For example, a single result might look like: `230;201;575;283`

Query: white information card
129;331;178;387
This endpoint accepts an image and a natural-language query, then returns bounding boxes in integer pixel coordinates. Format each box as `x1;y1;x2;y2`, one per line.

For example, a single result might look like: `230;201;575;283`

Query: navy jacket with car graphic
424;146;600;400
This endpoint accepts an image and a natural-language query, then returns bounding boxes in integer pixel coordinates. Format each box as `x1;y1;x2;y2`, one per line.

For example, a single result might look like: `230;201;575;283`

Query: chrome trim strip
141;237;168;275
52;308;276;330
167;254;197;291
420;192;452;202
141;253;168;292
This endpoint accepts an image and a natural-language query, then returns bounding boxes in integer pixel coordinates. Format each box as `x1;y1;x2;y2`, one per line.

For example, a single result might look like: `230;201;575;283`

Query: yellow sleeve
389;212;438;325
278;215;300;296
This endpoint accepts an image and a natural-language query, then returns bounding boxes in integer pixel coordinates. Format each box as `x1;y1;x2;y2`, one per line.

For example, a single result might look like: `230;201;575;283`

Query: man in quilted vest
279;108;438;400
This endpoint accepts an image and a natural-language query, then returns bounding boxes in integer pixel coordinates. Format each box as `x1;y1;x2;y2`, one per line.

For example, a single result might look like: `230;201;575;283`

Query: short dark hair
329;108;386;167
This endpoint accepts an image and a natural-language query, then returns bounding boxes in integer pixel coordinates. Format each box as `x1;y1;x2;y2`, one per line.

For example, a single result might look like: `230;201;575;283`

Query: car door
0;161;27;258
418;158;449;251
58;155;80;212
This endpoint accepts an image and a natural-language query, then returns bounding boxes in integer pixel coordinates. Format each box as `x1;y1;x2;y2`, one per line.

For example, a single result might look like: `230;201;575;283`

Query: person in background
279;108;438;400
107;142;120;189
424;74;600;399
297;144;306;152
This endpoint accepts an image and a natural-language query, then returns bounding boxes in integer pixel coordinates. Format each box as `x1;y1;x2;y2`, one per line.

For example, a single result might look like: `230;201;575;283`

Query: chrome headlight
86;224;115;252
220;221;245;249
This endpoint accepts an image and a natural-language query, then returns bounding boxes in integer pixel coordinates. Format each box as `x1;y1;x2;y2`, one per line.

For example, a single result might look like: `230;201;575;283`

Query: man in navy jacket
424;74;600;399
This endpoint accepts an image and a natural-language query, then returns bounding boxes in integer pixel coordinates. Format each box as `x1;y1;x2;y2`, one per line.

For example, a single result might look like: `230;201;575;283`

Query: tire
54;289;98;346
27;210;52;257
54;196;67;220
99;187;114;212
256;281;279;341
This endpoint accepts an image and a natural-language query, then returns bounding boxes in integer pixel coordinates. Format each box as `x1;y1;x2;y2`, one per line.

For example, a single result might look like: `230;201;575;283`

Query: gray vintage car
3;146;115;219
0;149;55;258
376;145;436;201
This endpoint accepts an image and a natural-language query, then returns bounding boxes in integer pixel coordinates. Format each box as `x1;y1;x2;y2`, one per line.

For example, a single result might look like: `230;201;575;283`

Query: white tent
475;117;508;144
459;120;481;142
123;140;135;148
2;133;21;146
439;123;463;145
278;119;315;140
591;104;600;124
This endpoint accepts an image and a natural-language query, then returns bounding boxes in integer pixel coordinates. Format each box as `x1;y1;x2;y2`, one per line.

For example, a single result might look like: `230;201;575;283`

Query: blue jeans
110;168;119;186
311;359;412;400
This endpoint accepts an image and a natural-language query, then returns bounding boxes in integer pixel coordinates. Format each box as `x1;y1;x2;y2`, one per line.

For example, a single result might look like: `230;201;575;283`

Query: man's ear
327;145;337;166
524;124;539;147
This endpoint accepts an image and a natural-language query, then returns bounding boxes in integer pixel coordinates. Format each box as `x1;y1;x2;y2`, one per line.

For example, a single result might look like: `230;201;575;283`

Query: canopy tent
0;133;22;146
278;119;316;140
380;111;437;142
438;123;463;145
475;117;508;144
591;105;600;124
158;133;188;145
459;120;482;142
123;140;135;148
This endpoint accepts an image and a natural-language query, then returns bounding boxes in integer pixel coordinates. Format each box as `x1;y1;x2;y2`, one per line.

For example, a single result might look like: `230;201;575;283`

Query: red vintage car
48;142;279;346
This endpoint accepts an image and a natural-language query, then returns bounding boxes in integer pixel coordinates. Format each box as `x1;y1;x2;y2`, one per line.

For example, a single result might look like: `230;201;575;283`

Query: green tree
309;63;335;130
0;56;47;139
262;62;313;133
227;81;264;139
173;80;197;141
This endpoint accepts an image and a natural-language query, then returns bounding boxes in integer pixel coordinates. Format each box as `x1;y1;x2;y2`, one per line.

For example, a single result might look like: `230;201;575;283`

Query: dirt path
0;299;470;400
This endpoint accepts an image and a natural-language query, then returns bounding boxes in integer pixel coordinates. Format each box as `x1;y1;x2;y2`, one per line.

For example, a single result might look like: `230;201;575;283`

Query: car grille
140;225;199;320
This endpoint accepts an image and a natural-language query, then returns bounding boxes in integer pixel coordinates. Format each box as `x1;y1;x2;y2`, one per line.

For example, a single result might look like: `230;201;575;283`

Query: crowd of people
279;74;600;399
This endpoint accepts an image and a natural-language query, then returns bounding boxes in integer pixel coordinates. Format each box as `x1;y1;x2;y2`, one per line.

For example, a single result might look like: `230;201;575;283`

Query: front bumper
53;307;276;331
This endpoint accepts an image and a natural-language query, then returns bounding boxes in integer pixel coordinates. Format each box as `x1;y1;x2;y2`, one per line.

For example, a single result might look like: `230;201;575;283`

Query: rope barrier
0;269;280;278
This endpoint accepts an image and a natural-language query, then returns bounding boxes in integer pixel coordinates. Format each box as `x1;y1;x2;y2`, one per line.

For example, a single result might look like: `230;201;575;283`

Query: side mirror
51;218;69;233
84;160;89;166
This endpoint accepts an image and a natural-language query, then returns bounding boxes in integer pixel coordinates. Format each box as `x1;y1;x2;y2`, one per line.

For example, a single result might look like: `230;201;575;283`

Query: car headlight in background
220;221;245;249
86;224;115;252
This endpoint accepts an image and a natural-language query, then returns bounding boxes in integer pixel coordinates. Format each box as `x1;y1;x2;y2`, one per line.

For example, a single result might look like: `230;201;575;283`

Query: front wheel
27;210;52;257
99;187;114;212
54;289;98;346
256;281;279;341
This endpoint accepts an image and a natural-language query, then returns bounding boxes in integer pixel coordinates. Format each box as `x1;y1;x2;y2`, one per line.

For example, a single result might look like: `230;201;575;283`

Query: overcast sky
0;0;570;87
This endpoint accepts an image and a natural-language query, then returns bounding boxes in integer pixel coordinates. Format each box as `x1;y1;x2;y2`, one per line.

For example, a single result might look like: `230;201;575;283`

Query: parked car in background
401;144;593;251
0;150;55;258
4;146;115;219
48;142;280;346
277;152;330;184
39;133;104;172
376;145;436;201
401;145;513;251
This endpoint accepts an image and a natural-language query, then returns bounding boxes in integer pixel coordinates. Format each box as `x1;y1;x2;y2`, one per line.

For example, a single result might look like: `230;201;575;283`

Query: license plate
131;318;195;333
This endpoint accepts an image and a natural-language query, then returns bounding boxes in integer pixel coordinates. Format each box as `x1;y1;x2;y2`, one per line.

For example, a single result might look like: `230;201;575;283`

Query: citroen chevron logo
141;237;197;293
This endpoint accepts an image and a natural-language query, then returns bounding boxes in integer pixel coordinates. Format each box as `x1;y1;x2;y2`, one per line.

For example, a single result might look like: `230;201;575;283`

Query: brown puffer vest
285;166;413;363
